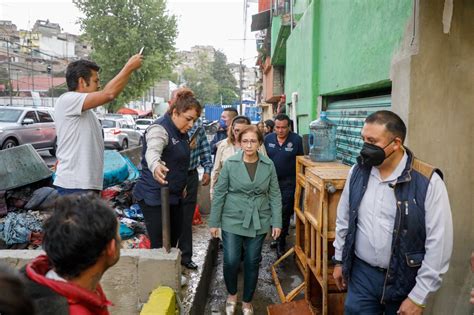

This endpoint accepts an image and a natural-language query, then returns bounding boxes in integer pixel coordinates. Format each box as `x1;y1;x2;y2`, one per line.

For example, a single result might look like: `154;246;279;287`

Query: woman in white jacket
210;116;266;199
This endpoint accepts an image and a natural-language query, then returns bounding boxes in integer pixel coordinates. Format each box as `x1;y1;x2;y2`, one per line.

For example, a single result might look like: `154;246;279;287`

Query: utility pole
51;56;54;105
29;37;35;92
239;58;243;114
6;38;12;105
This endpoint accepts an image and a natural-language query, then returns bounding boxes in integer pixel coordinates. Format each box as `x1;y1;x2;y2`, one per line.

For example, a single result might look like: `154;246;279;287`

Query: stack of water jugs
308;111;337;162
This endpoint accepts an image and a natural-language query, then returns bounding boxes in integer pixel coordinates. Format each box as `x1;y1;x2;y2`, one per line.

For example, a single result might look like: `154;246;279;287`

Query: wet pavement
180;217;217;314
204;226;304;314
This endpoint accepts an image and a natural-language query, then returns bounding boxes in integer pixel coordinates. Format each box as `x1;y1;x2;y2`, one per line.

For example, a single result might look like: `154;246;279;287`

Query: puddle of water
204;233;304;314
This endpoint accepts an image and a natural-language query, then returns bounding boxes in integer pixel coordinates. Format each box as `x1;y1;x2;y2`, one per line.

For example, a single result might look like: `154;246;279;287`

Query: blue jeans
345;257;402;315
222;231;266;303
54;186;100;196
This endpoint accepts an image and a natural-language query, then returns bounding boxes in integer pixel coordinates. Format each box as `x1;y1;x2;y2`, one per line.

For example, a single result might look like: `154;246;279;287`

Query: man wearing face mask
210;107;238;155
333;110;453;315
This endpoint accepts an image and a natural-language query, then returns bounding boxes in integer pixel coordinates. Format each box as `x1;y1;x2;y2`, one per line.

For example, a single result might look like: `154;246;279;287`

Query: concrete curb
0;248;181;315
188;237;219;315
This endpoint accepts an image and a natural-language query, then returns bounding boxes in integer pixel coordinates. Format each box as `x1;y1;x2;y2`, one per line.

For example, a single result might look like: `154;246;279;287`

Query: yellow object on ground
140;286;176;315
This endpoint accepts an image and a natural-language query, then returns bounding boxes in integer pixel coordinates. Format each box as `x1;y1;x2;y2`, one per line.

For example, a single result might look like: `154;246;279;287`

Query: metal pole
161;186;171;253
239;58;243;114
30;45;35;92
51;56;54;105
290;0;293;32
6;38;12;105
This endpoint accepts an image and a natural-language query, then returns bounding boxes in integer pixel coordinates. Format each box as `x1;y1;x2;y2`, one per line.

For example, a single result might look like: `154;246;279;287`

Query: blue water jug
308;111;337;162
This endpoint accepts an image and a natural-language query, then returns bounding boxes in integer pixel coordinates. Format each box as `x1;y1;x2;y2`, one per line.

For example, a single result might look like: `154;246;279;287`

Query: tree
212;50;238;104
0;67;14;97
73;0;177;112
182;51;219;104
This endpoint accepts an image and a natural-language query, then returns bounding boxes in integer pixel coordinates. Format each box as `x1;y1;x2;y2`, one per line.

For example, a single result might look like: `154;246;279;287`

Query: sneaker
181;275;187;287
242;304;254;315
225;300;237;315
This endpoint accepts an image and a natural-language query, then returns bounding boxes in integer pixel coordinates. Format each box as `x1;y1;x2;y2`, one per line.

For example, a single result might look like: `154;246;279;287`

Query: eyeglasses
241;139;259;145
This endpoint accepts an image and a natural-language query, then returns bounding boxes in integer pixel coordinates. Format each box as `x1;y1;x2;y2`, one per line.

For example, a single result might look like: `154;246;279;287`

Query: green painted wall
284;0;412;134
318;0;412;95
271;16;282;63
293;0;311;20
285;0;317;135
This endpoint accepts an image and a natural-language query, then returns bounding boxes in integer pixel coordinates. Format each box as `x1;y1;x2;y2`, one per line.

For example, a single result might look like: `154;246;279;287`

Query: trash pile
101;181;150;249
0;180;150;250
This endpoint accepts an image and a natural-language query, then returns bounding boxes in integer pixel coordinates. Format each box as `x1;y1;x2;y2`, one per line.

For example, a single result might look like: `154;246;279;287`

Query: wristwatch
331;256;343;265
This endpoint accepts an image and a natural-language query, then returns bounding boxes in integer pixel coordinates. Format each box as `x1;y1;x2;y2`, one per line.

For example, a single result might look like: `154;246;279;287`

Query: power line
0;38;72;62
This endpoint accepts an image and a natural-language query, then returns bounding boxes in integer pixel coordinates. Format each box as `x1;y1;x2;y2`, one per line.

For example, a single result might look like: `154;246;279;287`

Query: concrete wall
284;0;412;134
0;249;181;315
392;0;473;313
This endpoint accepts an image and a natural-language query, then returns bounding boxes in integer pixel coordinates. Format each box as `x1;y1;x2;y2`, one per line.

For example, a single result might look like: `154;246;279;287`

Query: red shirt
25;255;112;315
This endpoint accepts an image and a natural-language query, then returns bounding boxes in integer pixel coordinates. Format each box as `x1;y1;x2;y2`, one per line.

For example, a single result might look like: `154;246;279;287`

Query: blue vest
133;113;190;206
341;148;443;302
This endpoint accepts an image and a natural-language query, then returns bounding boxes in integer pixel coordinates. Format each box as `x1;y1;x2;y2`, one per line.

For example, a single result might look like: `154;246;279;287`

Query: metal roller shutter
326;95;391;166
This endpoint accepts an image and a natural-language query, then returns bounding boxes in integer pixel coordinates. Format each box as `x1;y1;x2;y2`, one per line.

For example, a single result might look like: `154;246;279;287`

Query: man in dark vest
333;110;453;314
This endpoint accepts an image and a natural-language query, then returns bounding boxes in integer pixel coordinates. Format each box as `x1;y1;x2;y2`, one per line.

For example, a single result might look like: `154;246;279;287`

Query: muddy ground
204;227;304;314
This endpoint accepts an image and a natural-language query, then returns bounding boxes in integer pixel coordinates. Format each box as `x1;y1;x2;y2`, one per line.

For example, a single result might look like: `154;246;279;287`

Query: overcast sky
0;0;259;66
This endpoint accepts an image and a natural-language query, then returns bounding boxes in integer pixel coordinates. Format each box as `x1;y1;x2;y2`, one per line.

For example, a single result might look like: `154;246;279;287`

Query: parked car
0;106;57;155
101;118;142;150
135;118;154;134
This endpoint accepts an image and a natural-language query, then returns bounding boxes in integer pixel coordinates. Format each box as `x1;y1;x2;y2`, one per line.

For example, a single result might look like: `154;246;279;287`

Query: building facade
253;0;473;313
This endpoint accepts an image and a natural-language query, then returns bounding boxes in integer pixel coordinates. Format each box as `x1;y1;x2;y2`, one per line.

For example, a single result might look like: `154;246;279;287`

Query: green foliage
181;49;238;105
73;0;177;112
212;50;238;104
182;51;218;104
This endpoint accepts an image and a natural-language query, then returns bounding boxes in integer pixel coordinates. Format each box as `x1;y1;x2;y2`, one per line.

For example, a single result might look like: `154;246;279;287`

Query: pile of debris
0;144;150;250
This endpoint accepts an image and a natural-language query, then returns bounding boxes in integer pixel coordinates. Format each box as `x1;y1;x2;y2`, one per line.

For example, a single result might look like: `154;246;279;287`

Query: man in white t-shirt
54;55;142;195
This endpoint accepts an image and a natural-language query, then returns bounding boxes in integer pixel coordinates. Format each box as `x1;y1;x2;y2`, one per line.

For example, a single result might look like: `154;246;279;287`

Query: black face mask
357;139;395;167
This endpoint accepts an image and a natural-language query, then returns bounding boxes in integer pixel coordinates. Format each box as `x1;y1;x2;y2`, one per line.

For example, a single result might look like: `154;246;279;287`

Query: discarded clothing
121;234;151;249
0;190;7;217
119;223;134;240
0;211;43;245
123;204;143;220
24;187;58;210
119;217;147;236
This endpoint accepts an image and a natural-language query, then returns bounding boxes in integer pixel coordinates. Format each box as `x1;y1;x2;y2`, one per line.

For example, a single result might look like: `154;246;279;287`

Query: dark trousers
178;169;199;264
139;200;183;249
345;257;402;315
222;231;266;303
277;180;295;246
54;186;100;196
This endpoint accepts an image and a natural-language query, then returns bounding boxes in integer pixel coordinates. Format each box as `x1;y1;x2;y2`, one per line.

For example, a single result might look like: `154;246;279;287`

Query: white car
101;118;142;150
135;118;154;134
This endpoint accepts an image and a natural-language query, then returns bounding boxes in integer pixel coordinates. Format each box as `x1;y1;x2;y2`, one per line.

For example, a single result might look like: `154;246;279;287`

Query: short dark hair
0;264;34;315
66;60;100;91
274;114;291;127
168;88;202;117
238;125;264;145
264;119;274;132
365;110;407;143
223;107;238;117
42;194;118;279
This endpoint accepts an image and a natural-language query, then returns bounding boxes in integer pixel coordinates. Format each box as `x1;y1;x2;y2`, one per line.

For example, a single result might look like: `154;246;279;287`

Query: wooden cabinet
304;166;350;315
294;157;343;273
